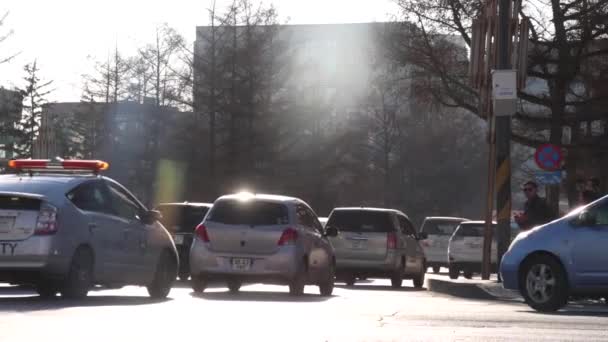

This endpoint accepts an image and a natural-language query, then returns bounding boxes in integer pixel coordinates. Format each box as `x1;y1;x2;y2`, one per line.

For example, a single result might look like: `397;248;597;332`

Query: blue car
501;195;608;312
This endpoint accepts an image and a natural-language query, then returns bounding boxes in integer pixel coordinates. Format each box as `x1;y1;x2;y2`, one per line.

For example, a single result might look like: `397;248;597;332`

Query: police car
0;159;178;299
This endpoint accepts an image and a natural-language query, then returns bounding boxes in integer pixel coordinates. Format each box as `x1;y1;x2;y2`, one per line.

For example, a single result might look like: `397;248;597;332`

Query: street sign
534;144;563;171
535;171;562;185
492;70;517;116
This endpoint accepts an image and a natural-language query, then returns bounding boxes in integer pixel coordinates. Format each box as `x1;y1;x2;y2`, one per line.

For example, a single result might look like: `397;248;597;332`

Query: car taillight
278;228;298;246
195;224;210;242
387;232;397;249
35;203;58;235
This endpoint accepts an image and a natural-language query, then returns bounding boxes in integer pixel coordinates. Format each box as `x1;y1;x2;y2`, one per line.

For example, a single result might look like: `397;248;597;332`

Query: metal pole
494;0;513;280
482;113;496;280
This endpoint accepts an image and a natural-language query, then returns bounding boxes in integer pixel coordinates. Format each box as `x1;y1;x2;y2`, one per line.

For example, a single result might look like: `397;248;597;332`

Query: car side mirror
324;225;338;237
141;210;162;225
577;210;597;227
418;232;428;240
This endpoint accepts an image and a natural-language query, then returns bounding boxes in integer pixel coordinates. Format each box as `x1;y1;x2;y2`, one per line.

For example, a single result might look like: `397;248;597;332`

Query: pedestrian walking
581;177;601;205
514;181;553;231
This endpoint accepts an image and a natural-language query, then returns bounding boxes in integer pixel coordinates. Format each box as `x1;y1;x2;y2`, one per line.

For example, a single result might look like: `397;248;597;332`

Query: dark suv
156;202;212;281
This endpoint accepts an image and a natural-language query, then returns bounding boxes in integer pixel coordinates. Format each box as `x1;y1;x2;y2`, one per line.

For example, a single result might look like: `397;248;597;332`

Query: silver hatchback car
189;193;338;296
327;208;427;288
0;159;178;299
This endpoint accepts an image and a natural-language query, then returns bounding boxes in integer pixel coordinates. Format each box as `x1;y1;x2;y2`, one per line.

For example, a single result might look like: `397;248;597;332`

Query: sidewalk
426;273;523;302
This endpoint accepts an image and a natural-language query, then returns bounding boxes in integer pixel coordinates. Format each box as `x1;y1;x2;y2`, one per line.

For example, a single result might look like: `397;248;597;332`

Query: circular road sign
534;144;563;171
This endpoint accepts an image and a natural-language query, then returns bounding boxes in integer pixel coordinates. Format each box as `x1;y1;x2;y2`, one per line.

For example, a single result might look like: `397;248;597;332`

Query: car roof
332;207;400;213
425;216;469;221
217;193;302;204
460;220;497;225
157;202;213;208
0;173;98;194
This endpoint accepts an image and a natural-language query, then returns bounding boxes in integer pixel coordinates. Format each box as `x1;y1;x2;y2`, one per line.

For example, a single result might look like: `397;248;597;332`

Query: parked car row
0;159;428;299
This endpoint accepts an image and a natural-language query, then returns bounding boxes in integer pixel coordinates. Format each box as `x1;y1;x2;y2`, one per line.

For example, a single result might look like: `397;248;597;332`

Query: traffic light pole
494;0;513;277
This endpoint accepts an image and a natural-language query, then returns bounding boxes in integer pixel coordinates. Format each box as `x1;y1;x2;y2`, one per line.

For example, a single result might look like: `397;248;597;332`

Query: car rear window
454;224;495;237
157;205;210;233
206;199;289;226
327;210;393;233
0;196;41;210
420;220;463;236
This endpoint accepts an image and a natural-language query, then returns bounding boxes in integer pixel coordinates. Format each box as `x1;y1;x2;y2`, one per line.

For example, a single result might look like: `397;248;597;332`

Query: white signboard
492;70;517;100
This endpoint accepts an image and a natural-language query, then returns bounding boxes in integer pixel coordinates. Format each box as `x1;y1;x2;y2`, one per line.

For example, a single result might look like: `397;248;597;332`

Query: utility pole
494;0;513;280
470;0;528;280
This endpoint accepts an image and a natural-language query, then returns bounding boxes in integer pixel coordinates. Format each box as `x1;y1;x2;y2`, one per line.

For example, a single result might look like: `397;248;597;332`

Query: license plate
0;217;15;233
174;235;184;245
351;240;367;249
231;258;252;271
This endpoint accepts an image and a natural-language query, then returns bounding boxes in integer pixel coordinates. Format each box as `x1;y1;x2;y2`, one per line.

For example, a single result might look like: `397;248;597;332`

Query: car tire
319;263;335;297
289;263;307;296
147;251;177;299
413;262;426;289
520;254;569;312
390;260;405;289
449;266;460;280
432;266;440;274
463;270;473;279
36;281;58;298
227;280;242;294
61;248;93;300
178;270;190;282
192;275;208;293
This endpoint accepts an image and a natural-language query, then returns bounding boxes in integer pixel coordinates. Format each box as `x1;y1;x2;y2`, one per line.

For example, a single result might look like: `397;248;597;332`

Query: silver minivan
189;193;338;296
327;208;427;288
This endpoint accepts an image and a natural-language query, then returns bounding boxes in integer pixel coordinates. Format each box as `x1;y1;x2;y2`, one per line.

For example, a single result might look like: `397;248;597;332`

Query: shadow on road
0;286;171;312
518;303;608;317
335;284;426;292
190;290;334;303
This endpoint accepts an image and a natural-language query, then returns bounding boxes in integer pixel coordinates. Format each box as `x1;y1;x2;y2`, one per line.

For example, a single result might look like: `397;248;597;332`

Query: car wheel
390;260;405;289
289;263;307;296
463;270;473;279
413;262;426;289
319;263;335;297
520;255;569;312
192;275;208;293
432;266;440;274
449;266;460;280
36;280;58;298
147;251;177;299
61;248;93;299
227;280;242;294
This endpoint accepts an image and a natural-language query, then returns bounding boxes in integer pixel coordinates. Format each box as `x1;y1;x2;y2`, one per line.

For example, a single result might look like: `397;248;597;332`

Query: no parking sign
534;144;563;171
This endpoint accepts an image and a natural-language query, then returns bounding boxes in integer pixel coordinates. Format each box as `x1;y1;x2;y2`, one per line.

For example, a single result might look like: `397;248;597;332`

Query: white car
419;217;468;273
318;217;328;228
447;221;520;279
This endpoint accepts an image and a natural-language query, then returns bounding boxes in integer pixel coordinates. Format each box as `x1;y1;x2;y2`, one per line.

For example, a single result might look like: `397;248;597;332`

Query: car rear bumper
335;252;401;275
0;236;68;283
448;261;498;272
190;243;299;279
423;248;448;265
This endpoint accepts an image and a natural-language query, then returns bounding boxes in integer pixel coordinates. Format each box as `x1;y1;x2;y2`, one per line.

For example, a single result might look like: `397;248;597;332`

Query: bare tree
390;0;608;210
0;11;17;65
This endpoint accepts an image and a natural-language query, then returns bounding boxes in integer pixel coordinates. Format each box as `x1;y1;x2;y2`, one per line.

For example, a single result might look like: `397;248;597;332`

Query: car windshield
206;199;289;226
421;219;463;236
327;210;393;233
157;205;209;233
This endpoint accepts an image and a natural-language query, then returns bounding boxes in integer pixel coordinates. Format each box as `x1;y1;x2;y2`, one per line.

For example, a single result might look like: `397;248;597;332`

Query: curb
426;278;496;300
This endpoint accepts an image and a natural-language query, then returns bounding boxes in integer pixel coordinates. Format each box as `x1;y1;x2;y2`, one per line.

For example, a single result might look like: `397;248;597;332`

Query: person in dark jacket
514;181;553;231
581;178;601;205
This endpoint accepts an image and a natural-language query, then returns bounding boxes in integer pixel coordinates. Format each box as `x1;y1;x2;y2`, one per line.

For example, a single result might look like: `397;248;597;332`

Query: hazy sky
0;0;399;102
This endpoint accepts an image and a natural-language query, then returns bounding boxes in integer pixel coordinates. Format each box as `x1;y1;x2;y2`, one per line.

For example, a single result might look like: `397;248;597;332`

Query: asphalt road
1;278;608;342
